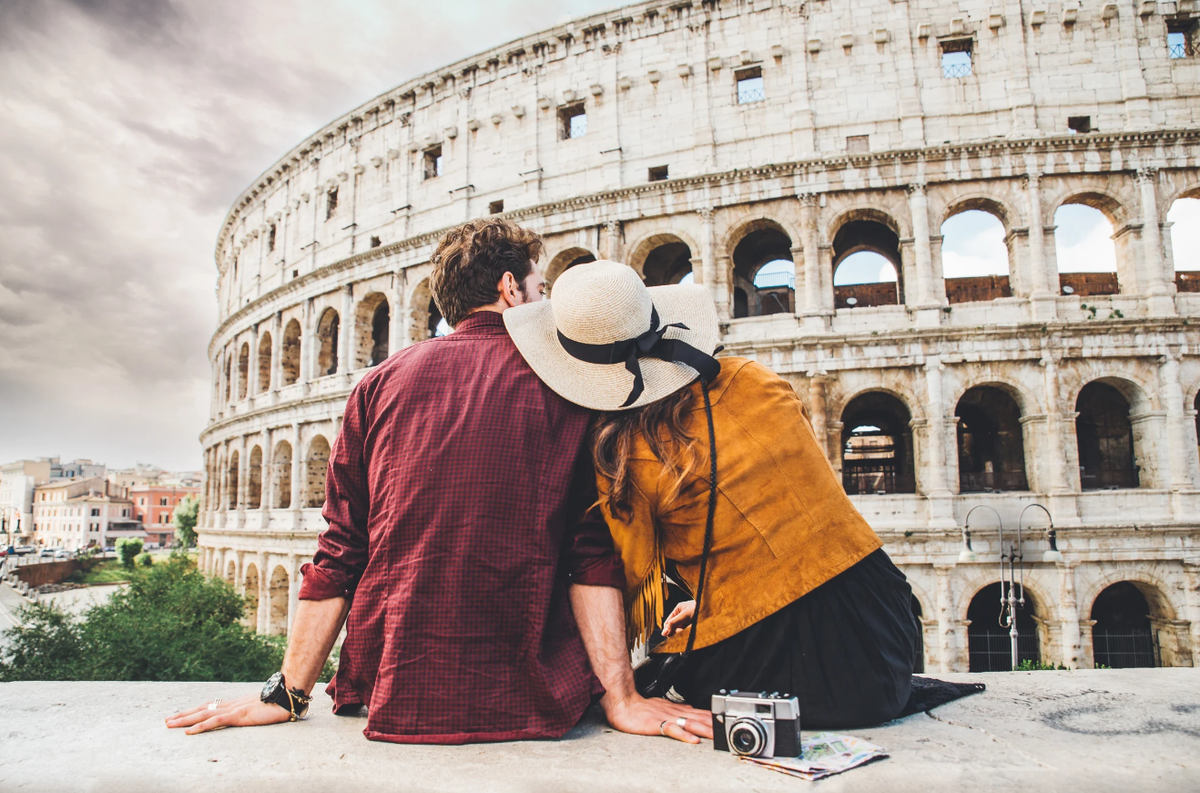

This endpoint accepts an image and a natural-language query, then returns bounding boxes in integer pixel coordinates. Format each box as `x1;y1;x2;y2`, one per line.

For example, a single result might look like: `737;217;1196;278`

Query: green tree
172;495;200;549
116;537;144;568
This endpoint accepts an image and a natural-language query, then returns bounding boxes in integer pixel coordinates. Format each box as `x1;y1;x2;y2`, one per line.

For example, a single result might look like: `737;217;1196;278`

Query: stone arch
1166;190;1200;285
941;197;1015;303
315;307;340;377
948;375;1039;417
407;278;445;342
237;342;250;400
544;246;598;285
625;231;699;286
281;319;302;386
1053;190;1129;296
224;558;236;585
964;581;1046;671
247;445;263;510
257;331;272;393
1073;377;1149;491
955;385;1030;492
725;218;795;318
941;193;1017;232
305;435;331;509
1082;569;1178;624
839;390;916;495
243;563;260;628
354;292;391;369
272;440;292;509
226;450;239;509
1085;571;1186;668
828;207;904;308
1052;190;1130;229
268;565;289;636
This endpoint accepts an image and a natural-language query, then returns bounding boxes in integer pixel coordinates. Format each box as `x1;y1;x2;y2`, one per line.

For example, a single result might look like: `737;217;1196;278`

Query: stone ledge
2;669;1197;792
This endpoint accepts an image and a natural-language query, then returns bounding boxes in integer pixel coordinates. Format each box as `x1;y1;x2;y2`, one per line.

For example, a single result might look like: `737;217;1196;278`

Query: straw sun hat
503;260;722;411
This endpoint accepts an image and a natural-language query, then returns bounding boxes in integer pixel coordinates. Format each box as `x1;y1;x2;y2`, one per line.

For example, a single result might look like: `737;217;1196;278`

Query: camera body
711;690;801;758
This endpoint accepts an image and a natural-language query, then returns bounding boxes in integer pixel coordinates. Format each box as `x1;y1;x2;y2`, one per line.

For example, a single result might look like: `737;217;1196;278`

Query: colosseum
199;0;1200;673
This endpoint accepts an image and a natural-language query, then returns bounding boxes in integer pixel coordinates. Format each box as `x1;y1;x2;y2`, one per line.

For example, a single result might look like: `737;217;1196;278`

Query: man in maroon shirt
168;219;710;745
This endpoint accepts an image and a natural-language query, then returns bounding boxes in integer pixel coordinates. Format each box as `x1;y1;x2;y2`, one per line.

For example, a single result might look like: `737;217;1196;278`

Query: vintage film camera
711;690;802;758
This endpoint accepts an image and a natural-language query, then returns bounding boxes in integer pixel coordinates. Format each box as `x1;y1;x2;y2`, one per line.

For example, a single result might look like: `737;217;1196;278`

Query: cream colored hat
503;260;721;411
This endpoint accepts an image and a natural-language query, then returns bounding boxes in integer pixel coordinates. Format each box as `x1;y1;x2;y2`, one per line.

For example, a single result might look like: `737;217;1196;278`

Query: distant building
32;478;138;552
109;466;204;490
0;459;52;543
129;484;200;547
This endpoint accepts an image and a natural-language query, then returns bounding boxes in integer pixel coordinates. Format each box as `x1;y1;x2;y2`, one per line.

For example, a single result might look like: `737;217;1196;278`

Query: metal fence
968;629;1040;672
755;271;796;290
842;465;916;495
1093;629;1158;668
943;61;972;79
960;471;1029;493
1169;41;1196;59
1079;467;1140;490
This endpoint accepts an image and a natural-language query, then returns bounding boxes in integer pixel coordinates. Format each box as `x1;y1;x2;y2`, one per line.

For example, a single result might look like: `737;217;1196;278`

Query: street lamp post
963;504;1025;670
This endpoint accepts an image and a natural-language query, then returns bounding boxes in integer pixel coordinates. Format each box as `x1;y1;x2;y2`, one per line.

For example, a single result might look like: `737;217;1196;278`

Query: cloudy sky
1;1;1197;472
0;0;620;472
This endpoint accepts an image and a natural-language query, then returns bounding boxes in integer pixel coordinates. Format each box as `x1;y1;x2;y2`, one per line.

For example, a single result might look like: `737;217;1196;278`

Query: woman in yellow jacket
506;260;918;729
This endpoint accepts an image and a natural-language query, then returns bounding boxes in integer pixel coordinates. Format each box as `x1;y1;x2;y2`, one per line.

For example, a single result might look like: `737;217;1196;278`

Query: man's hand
661;600;696;638
165;693;291;734
602;692;713;744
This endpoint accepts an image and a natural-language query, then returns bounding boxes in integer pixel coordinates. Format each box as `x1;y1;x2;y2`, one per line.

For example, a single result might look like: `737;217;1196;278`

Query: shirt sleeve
299;383;371;601
560;446;625;589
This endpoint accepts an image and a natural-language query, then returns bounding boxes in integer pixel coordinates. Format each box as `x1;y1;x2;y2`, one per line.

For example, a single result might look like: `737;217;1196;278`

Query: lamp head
958;548;978;564
1042;549;1063;564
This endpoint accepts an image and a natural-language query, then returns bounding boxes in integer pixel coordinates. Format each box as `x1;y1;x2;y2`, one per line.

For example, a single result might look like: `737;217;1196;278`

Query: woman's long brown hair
591;386;701;521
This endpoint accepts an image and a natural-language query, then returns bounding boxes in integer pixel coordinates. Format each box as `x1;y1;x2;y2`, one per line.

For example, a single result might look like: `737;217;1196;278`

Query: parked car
13;546;35;556
39;547;64;559
54;550;70;560
0;547;10;558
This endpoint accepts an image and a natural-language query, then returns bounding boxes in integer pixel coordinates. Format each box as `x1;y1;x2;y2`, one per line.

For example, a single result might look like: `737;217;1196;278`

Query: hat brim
504;283;721;412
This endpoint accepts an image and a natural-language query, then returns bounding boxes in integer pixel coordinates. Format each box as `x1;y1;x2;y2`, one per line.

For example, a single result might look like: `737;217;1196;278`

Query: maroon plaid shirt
299;311;623;744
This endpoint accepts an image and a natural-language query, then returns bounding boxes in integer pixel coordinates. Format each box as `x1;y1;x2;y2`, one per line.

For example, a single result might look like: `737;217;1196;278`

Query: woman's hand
662;600;696;638
165;693;292;734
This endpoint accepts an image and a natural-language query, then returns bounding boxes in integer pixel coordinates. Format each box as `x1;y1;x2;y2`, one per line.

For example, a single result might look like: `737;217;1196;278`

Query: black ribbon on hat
556;306;721;407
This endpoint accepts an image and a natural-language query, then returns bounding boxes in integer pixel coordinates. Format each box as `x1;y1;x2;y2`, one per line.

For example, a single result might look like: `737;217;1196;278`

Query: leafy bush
1015;659;1069;672
135;552;153;568
172;495;200;549
116;538;144;569
0;554;288;682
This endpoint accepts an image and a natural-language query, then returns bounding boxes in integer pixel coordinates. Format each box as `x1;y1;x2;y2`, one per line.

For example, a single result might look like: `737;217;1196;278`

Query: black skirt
672;548;919;729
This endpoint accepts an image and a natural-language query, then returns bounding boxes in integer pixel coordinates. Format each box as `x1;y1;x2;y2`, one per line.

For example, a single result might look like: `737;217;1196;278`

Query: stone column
714;254;733;322
807;375;830;462
908;183;939;315
605;220;622;262
934;564;958;673
924;356;956;528
300;298;313;386
1058;563;1082;668
697;208;716;291
290;423;303;515
269;312;283;396
256;552;270;635
338;284;354;375
260;426;273;522
1158;352;1196;519
237;438;249;527
287;553;301;634
1040;353;1081;525
1138;167;1175;316
799;194;827;329
1183;562;1200;667
389;271;406;354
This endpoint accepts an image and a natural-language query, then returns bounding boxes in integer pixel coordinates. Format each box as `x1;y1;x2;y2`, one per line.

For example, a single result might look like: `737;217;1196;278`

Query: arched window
227;450;239;509
247;446;263;510
731;224;794;318
281;319;302;386
316;309;340;376
1075;382;1138;490
956;387;1028;492
545;247;598;286
1091;582;1158;668
1055;202;1118;296
840;392;916;494
225;559;236;585
941;209;1011;303
967;583;1041;671
1168;196;1200;292
832;215;902;308
257;332;272;393
237;343;250;401
641;239;694;287
268;566;290;636
272;440;292;509
224;356;232;404
305;436;331;508
243;564;260;628
354;293;390;369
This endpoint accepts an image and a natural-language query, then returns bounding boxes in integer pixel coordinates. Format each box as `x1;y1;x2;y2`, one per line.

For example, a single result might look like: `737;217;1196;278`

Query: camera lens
728;719;767;757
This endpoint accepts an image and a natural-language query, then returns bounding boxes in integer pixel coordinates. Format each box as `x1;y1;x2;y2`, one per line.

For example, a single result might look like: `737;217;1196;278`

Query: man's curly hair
429;219;544;327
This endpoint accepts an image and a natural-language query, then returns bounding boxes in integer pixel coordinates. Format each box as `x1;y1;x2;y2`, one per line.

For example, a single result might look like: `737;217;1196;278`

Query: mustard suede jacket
597;357;882;653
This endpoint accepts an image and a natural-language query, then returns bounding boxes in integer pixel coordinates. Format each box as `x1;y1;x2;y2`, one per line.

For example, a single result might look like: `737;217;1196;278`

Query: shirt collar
453;310;508;333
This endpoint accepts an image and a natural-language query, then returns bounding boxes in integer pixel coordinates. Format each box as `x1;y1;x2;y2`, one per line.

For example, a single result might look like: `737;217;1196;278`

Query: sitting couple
168;218;917;744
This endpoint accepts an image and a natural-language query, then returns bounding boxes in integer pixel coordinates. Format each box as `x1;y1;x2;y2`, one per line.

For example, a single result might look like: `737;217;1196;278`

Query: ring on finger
208;700;222;711
675;716;688;728
659;720;669;736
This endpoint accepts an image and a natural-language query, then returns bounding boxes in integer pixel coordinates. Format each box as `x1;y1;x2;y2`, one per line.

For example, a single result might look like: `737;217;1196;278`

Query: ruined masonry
199;0;1200;673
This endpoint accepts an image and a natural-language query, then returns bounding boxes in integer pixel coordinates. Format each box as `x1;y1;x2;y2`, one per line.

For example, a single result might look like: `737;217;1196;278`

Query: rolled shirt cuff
298;562;357;600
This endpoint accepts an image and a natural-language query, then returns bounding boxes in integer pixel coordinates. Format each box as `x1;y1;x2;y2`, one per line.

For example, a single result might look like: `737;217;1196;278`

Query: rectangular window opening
370;235;382;248
325;188;338;220
423;146;444;180
648;165;669;182
488;199;505;214
846;135;870;154
1168;20;1198;58
735;66;764;104
1068;115;1092;134
559;103;587;140
267;224;276;252
941;39;973;78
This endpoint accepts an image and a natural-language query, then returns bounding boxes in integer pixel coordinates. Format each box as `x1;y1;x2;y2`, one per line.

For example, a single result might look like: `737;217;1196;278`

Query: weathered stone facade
200;0;1200;670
